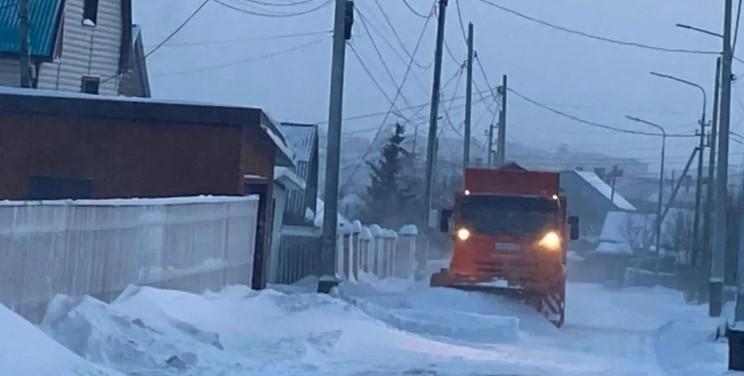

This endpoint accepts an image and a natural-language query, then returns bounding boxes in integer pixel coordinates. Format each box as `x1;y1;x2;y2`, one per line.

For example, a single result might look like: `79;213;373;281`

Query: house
560;169;637;245
0;0;149;96
280;122;319;224
0;87;295;289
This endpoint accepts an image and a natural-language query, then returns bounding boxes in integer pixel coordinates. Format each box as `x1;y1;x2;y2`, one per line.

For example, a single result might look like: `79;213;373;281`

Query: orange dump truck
431;163;579;327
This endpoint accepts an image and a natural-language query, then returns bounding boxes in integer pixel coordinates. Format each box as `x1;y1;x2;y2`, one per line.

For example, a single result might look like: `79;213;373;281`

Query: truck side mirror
568;216;580;240
440;209;452;233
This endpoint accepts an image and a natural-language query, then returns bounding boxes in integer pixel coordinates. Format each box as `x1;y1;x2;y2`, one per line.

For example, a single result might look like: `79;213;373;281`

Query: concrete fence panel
0;196;258;323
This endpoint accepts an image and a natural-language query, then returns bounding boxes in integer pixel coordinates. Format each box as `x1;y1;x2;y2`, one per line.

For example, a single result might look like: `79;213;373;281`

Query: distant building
0;87;294;289
560;170;637;245
280;122;319;224
0;0;149;97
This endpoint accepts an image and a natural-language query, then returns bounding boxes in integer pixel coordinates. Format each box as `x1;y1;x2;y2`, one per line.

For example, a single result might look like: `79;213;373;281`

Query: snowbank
31;278;728;376
0;303;117;375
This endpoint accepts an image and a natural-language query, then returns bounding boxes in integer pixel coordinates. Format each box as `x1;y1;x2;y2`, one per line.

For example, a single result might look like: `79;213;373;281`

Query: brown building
0;87;294;289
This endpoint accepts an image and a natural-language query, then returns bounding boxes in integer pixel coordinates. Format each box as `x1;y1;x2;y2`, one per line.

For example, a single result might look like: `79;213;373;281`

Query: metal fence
271;221;419;285
0;196;258;323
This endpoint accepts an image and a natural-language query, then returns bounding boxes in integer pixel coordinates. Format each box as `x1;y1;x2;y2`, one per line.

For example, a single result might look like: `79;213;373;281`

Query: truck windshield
457;196;558;236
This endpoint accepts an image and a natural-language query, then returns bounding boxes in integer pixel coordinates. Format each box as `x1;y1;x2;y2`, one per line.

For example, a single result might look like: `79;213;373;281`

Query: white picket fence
336;221;418;281
0;196;258;322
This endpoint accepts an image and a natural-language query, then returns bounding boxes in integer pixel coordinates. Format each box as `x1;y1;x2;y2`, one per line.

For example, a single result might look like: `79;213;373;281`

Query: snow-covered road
0;274;730;375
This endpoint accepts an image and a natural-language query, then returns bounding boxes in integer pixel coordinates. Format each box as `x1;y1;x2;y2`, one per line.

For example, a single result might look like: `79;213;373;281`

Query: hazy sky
133;0;744;173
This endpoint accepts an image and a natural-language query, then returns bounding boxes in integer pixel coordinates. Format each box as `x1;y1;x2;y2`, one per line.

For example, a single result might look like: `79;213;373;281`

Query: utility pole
462;22;474;168
319;0;353;292
19;0;30;88
712;0;733;318
703;57;721;308
487;124;494;165
423;0;447;226
607;165;623;203
496;75;508;166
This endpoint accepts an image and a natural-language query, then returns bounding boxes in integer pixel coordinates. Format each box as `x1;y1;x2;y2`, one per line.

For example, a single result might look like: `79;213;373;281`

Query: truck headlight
457;228;471;241
538;231;561;251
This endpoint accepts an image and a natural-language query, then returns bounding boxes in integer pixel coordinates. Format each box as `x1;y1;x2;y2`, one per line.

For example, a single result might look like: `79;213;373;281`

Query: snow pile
0;303;117;376
30;276;729;375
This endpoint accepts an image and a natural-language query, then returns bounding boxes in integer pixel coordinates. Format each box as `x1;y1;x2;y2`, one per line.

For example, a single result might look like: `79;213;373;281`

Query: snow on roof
574;170;637;211
273;167;305;191
280;123;317;162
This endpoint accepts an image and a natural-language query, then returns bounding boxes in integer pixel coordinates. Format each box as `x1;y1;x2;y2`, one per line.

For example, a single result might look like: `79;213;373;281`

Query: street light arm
676;23;724;38
625;115;667;136
649;71;707;118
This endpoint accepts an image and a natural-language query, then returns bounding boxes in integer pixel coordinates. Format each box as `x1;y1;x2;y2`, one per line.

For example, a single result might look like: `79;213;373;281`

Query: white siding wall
37;0;122;95
0;59;20;87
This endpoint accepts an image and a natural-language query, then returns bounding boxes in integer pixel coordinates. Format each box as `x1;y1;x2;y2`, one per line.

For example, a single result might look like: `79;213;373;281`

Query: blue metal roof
281;122;317;163
0;0;64;57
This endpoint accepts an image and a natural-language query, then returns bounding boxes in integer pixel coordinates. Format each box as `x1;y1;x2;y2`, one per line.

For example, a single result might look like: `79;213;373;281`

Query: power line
402;0;430;18
371;0;434;70
507;87;697;138
341;4;436;189
152;30;331;48
213;0;330;17
237;0;318;6
477;0;719;56
354;8;420;108
353;7;431;90
736;0;743;56
152;38;326;77
146;0;211;59
347;43;411;122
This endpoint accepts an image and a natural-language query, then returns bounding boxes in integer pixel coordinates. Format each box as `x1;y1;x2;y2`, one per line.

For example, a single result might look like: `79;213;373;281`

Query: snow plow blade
430;269;565;328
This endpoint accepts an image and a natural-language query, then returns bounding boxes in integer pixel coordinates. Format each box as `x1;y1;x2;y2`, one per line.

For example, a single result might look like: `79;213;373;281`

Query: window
81;76;100;94
83;0;99;26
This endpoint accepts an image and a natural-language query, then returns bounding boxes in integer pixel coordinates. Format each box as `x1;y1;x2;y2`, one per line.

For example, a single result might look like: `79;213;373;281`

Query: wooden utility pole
422;0;448;226
712;0;734;318
19;0;30;88
463;22;474;168
703;57;721;309
496;75;507;166
319;0;353;292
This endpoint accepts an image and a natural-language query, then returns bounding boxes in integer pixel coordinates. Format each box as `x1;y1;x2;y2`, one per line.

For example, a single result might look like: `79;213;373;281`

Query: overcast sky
133;0;744;173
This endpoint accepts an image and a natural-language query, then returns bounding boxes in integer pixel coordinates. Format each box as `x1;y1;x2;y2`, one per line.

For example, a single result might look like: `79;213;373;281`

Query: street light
626;115;667;275
649;71;707;278
675;23;724;39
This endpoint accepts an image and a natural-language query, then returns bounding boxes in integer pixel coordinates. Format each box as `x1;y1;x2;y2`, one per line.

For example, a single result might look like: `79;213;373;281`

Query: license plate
494;242;520;251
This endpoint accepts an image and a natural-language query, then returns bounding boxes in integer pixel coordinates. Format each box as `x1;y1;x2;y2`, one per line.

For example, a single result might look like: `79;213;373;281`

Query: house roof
0;0;64;58
280;122;317;162
273;167;305;191
574;170;637;211
0;86;295;166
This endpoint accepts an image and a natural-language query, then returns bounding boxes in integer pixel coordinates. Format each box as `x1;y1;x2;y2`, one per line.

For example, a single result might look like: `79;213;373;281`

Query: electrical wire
347;43;411;123
402;0;430;18
237;0;317;6
507;87;697;138
146;0;211;59
213;0;330;18
372;0;434;70
154;30;331;48
353;7;431;91
477;0;719;56
474;54;499;104
152;38;327;77
354;9;419;109
454;0;469;44
735;0;743;56
341;4;436;189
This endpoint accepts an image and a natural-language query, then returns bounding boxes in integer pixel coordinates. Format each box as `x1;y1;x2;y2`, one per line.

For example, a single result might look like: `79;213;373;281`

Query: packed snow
0;273;732;375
